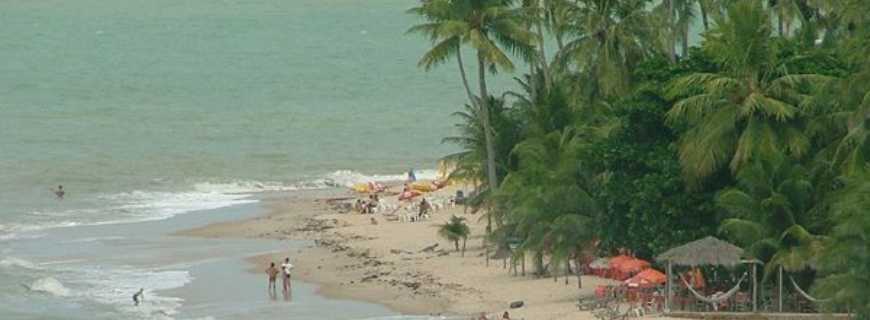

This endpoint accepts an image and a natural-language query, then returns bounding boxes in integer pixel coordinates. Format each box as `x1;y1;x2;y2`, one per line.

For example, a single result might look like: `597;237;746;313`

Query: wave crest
322;169;439;187
28;277;71;297
0;257;41;270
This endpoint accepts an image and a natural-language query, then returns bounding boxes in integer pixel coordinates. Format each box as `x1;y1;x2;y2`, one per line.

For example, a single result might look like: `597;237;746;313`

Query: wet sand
178;185;672;319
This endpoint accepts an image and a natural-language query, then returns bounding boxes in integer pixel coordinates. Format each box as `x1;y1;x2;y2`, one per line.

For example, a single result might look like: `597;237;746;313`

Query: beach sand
178;185;674;319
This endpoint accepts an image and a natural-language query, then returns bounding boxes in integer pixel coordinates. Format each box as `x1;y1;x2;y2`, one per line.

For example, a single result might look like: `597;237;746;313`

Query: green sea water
0;1;513;319
0;0;514;230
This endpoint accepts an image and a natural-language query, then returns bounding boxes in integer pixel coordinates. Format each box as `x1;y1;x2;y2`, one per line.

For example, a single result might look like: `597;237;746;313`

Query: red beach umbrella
624;268;666;287
618;258;651;274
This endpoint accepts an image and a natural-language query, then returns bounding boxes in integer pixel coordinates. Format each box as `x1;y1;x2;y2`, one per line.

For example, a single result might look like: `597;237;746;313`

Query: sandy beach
177;184;675;320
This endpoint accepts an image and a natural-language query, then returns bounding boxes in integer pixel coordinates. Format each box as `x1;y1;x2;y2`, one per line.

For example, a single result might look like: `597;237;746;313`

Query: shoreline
177;183;630;319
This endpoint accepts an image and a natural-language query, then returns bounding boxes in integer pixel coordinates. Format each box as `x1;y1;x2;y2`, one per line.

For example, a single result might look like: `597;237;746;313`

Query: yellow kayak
351;183;370;193
410;181;436;193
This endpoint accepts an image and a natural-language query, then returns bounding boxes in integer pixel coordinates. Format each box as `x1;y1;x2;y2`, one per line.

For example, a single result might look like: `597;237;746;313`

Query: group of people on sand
266;257;294;299
354;194;380;214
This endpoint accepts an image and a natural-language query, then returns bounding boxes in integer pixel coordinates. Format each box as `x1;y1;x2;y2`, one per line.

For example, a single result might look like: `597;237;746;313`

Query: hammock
681;273;748;310
789;276;831;303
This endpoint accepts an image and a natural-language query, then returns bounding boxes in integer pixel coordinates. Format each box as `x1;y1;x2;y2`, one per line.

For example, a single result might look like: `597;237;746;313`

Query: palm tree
823;83;870;176
409;0;537;209
717;157;825;274
407;0;477;102
555;0;659;97
497;127;600;278
442;97;523;212
439;215;472;255
665;1;833;186
813;170;870;317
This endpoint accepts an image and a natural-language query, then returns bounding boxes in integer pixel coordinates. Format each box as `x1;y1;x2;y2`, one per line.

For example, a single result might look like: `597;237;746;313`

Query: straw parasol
656;236;758;312
656;236;744;267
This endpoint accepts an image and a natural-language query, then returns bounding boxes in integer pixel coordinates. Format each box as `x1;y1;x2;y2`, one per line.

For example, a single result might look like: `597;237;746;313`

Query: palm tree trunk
699;0;710;31
476;51;499;232
575;254;583;289
665;0;677;64
564;260;570;285
533;251;545;276
534;21;551;90
681;24;690;58
456;49;475;103
476;51;498;268
776;12;785;38
461;238;467;257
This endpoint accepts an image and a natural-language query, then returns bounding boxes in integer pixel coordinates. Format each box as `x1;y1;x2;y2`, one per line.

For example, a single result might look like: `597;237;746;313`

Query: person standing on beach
407;168;416;182
266;262;280;293
280;257;293;293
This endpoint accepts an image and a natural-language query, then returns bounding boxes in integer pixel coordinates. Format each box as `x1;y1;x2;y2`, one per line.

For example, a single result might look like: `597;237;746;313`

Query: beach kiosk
656;236;760;313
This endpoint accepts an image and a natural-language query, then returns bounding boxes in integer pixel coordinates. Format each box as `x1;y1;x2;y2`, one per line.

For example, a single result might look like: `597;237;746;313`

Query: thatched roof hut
656;236;744;267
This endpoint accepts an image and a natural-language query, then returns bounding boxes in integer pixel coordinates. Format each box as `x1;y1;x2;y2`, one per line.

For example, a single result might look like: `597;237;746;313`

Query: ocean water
0;0;511;319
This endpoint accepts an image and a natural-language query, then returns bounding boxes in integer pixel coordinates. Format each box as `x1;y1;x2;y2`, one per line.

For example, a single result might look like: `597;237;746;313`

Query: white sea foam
322;169;439;187
194;169;441;193
67;236;126;243
193;180;304;194
5;190;256;235
67;265;192;319
28;277;71;297
102;190;256;221
0;257;41;270
2;168;438;239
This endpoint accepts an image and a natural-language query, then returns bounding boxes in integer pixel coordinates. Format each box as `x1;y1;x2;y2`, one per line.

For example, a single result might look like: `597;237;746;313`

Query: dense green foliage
409;0;869;315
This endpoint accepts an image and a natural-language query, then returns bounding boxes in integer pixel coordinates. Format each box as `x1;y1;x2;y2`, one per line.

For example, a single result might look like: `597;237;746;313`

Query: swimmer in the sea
133;288;144;306
54;185;65;199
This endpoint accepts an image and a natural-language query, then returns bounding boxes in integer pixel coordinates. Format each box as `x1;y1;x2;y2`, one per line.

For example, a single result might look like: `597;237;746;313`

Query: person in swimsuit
132;288;144;306
281;258;294;293
55;185;65;199
266;262;280;293
418;198;431;219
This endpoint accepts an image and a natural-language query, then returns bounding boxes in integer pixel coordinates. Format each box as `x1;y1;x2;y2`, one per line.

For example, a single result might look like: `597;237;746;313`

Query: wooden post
752;263;758;312
521;253;525;276
485;242;489;267
778;265;783;312
665;260;674;312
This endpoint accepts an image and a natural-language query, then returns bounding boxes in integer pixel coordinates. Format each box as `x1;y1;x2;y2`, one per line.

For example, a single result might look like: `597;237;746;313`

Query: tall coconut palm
497;126;600;278
665;1;833;185
409;0;537;205
407;0;475;101
717;157;826;274
818;74;870;176
442;97;523;209
813;170;870;317
555;0;659;98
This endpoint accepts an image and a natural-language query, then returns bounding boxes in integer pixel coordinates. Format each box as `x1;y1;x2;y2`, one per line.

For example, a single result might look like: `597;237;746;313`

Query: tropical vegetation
439;215;472;256
409;0;869;316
